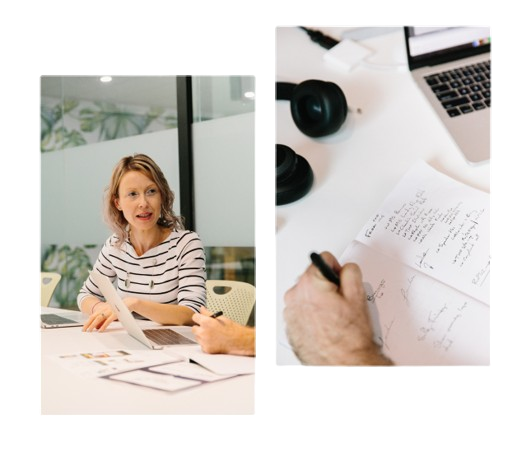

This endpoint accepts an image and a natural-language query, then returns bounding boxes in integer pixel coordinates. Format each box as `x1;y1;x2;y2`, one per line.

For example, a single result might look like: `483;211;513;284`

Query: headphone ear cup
276;144;314;205
290;79;348;137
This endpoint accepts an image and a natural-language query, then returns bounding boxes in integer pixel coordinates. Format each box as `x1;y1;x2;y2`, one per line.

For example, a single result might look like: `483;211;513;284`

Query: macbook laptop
404;27;491;164
41;310;87;328
91;270;196;350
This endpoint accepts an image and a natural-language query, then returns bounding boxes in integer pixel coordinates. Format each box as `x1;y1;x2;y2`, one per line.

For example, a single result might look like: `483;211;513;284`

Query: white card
323;39;373;71
108;369;201;391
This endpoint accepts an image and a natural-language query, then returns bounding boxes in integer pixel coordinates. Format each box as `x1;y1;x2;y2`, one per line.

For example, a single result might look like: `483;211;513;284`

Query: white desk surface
275;27;490;364
41;307;254;414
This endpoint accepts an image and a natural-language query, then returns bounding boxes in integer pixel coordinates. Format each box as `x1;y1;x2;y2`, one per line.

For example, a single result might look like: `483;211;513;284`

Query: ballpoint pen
210;311;224;319
310;252;340;286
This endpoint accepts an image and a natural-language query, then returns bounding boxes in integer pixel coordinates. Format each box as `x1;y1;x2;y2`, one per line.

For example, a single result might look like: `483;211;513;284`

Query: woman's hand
82;302;117;333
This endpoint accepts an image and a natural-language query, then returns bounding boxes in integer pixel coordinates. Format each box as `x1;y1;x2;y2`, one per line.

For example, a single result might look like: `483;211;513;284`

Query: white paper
339;161;490;365
356;160;489;305
188;352;255;375
150;362;238;382
107;369;201;392
341;242;489;365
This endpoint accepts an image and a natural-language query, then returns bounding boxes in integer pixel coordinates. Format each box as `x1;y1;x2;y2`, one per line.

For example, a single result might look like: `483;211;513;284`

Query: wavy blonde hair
104;154;185;246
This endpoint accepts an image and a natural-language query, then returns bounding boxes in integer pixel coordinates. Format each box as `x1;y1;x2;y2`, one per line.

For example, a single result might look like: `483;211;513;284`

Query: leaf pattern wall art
41;97;177;152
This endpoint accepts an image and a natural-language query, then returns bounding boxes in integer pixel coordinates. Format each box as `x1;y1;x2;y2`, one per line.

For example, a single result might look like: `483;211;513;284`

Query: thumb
339;263;366;306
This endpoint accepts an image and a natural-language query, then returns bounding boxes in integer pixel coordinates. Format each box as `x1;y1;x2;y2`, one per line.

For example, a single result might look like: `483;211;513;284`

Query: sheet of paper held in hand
341;160;489;365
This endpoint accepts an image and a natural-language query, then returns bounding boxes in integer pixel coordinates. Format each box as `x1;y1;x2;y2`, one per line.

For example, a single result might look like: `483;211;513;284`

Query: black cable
299;26;339;50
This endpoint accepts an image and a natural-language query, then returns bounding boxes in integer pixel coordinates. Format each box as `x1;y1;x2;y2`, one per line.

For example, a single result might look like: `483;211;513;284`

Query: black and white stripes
77;229;206;313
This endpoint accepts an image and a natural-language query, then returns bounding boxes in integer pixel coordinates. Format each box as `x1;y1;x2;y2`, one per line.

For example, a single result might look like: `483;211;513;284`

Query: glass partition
191;76;255;325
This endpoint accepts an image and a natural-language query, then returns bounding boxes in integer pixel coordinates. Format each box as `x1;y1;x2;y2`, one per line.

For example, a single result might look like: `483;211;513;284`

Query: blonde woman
78;154;206;332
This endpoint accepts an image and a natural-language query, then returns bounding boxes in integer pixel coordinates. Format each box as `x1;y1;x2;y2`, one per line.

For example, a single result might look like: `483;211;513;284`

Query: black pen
210;311;224;319
310;252;340;286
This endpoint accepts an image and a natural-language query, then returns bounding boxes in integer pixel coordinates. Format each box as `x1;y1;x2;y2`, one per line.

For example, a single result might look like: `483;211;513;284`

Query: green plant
41;244;95;309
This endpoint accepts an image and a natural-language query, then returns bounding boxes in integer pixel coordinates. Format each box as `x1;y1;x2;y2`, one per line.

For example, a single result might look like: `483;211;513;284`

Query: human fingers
192;312;206;326
338;263;375;345
82;318;92;332
339;262;365;303
193;306;212;323
97;312;117;332
307;251;342;292
82;313;105;332
317;251;341;273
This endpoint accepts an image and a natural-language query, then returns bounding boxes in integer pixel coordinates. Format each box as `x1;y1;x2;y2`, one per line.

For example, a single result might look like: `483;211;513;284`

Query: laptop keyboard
143;328;196;345
424;60;490;117
41;313;77;325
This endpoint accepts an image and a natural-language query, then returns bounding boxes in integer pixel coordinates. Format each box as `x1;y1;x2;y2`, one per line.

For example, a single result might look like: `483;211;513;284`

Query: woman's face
114;170;163;233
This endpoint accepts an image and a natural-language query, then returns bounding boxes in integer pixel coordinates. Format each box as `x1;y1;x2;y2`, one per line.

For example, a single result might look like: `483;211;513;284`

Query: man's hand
283;251;392;365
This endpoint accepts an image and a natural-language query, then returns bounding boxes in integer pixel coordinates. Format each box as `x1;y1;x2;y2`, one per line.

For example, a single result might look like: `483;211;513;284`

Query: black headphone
276;79;348;137
276;144;314;206
276;79;348;205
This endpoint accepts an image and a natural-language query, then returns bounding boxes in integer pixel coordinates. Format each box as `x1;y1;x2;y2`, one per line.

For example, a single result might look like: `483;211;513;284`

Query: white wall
41;128;180;248
193;112;255;247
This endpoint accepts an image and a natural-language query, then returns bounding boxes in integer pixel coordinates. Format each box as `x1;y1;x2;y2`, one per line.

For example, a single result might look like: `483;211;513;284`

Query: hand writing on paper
367;279;385;302
283;251;392;366
191;307;255;356
416;301;466;352
415;249;434;270
400;275;416;305
472;259;490;286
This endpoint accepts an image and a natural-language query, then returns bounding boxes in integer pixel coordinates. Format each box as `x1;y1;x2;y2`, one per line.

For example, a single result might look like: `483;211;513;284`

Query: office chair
41;272;61;307
205;280;256;326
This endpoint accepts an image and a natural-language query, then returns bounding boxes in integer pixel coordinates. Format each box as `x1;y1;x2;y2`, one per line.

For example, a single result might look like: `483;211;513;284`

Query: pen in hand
210;311;224;319
310;252;340;286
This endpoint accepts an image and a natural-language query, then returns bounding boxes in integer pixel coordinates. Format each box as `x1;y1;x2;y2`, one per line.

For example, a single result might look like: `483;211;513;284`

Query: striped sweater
77;229;206;313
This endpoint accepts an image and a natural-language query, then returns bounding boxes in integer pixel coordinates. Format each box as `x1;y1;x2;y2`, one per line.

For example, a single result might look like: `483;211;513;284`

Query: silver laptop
41;310;87;328
91;271;196;350
404;27;490;164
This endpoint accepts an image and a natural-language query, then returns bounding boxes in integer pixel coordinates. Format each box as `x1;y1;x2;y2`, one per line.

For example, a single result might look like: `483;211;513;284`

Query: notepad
340;160;489;365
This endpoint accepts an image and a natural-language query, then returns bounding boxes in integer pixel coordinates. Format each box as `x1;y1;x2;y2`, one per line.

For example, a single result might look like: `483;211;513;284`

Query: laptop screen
405;27;491;69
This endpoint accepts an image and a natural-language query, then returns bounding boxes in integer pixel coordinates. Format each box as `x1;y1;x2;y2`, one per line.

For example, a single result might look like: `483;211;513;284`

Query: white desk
41;308;254;414
276;27;490;364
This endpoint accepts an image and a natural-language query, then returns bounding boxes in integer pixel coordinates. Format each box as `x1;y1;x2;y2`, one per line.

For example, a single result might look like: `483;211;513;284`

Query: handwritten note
341;242;489;365
356;160;490;305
